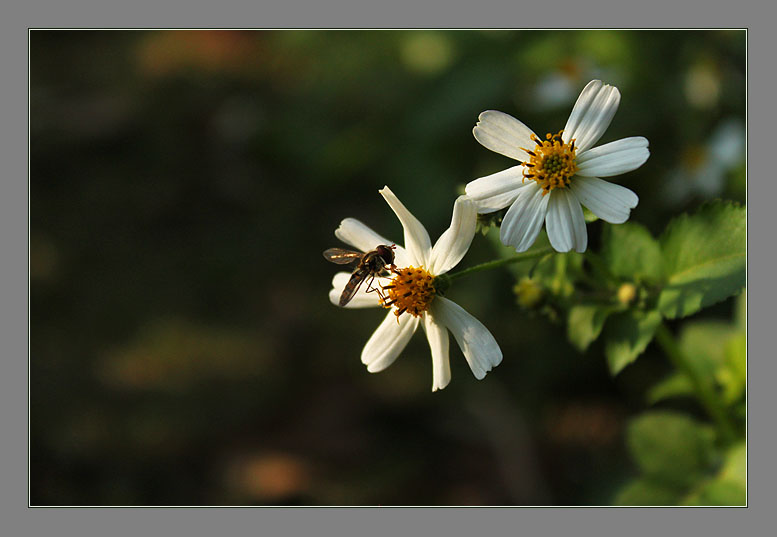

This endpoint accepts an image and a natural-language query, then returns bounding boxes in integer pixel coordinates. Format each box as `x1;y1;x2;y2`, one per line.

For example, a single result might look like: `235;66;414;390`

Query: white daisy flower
328;186;502;392
466;79;650;253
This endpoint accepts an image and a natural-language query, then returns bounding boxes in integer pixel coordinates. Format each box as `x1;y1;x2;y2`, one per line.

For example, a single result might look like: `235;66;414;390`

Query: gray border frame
9;1;773;536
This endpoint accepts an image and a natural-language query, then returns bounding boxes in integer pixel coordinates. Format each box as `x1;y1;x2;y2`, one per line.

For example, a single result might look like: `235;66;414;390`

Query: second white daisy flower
328;186;502;392
466;79;650;253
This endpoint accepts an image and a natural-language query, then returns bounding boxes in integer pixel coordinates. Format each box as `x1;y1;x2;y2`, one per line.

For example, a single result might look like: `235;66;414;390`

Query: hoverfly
323;244;397;307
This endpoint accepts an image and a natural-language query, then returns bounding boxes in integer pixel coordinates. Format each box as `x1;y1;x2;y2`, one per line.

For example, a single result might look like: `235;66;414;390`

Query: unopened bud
514;277;544;308
617;283;638;306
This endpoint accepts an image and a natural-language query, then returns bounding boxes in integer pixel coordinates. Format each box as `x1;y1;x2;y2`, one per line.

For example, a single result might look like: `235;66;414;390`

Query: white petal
431;297;502;380
563;80;602;140
361;311;420;373
569;176;638;224
422;312;451;392
545;188;588;253
576;137;650;177
334;218;393;253
464;165;530;214
334;218;410;266
379;186;431;267
473;110;536;162
329;272;390;309
499;182;550;252
563;80;620;154
429;196;477;275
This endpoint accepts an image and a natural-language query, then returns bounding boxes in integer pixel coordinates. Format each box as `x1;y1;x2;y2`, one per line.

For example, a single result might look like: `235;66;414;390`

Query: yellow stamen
521;130;578;195
380;266;436;318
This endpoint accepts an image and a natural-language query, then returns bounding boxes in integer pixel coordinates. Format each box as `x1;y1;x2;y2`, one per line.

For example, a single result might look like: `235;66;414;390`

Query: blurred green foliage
31;30;745;505
648;292;746;411
615;413;745;506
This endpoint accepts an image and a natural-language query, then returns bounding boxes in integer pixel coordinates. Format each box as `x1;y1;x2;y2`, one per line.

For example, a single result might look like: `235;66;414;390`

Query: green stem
447;247;554;282
654;322;737;445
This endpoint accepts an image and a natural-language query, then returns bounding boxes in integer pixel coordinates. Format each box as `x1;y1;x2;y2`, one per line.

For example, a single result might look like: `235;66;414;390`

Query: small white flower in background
328;186;502;392
466;79;650;253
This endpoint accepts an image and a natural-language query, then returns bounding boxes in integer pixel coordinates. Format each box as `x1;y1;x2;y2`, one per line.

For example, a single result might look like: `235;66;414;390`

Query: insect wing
323;247;364;265
339;268;370;307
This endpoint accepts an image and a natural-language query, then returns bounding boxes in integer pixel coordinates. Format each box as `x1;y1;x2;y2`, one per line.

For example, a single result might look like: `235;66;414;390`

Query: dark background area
30;29;745;505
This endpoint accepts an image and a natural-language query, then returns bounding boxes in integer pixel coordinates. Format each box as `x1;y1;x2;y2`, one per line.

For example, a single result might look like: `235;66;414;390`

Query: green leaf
626;412;716;488
734;290;747;331
617;416;741;506
719;442;746;484
677;320;742;404
649;319;745;405
658;201;746;319
601;222;664;281
567;305;612;352
718;332;746;405
603;309;662;375
682;479;746;506
647;372;693;404
614;478;684;506
679;321;737;378
682;442;746;506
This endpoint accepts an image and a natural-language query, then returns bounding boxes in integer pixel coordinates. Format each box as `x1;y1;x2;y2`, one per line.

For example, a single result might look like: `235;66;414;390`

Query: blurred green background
30;30;746;505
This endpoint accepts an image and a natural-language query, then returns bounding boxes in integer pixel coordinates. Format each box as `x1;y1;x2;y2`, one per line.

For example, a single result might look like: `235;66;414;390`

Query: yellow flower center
522;130;578;195
380;266;436;318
